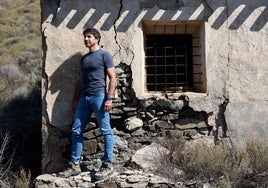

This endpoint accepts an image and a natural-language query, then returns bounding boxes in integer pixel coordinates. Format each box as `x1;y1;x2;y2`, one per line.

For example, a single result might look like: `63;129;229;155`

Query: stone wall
41;0;268;174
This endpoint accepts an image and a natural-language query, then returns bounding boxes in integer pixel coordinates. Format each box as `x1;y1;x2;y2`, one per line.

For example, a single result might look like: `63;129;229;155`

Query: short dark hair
83;28;101;44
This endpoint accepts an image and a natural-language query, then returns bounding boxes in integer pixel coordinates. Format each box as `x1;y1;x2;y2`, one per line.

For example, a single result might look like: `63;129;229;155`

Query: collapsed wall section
41;0;268;173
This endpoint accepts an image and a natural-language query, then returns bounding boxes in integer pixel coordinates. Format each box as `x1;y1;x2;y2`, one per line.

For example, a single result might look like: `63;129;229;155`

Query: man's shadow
48;53;82;132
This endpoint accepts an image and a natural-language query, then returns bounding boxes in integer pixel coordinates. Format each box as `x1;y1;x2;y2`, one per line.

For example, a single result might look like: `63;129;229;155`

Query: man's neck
88;45;100;52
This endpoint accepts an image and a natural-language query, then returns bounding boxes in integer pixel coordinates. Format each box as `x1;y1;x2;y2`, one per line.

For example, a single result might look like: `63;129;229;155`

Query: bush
157;135;268;187
234;138;268;188
246;138;268;174
0;0;41;186
14;168;31;188
0;131;32;188
0;131;13;188
178;144;235;180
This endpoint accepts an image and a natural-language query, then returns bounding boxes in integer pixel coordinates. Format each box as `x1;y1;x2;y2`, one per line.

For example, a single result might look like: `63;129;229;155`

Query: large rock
131;142;170;171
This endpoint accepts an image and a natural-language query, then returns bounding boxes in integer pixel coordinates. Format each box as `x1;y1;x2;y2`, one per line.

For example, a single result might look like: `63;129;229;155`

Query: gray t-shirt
80;49;114;96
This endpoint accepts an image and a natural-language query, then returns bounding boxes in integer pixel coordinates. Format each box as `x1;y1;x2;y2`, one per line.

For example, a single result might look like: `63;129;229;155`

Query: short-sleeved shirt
80;49;114;96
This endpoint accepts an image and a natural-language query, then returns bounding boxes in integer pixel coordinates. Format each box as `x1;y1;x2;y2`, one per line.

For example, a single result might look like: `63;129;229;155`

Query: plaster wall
41;0;268;172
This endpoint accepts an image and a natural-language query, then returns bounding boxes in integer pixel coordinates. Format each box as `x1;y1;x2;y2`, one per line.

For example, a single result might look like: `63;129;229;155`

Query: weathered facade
41;0;268;174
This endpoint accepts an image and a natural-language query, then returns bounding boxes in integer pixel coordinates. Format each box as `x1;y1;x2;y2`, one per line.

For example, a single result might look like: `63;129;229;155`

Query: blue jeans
71;93;114;165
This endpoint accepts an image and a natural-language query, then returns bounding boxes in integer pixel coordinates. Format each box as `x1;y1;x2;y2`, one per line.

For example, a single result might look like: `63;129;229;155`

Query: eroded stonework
41;0;268;175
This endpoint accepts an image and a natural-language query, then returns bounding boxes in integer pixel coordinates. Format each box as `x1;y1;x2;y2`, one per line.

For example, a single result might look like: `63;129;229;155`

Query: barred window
145;34;193;92
143;21;206;93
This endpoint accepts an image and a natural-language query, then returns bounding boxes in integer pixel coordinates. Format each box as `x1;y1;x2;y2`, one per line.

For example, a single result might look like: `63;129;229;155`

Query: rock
114;135;128;151
131;142;170;171
124;116;143;132
149;174;173;184
83;130;95;140
174;118;208;129
153;120;173;131
126;174;149;183
155;98;184;111
34;174;56;184
83;139;98;154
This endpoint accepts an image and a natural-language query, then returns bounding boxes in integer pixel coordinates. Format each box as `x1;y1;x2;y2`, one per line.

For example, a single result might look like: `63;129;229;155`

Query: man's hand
104;99;112;112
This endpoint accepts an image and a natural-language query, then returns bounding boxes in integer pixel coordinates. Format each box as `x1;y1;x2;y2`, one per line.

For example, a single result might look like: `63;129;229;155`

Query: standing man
58;28;116;180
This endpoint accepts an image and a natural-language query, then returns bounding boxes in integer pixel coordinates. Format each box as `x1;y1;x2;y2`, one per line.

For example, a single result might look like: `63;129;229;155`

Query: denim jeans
71;93;114;165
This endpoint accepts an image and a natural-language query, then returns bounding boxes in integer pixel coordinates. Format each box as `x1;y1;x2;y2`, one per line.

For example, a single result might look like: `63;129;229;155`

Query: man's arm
106;67;116;98
104;67;117;112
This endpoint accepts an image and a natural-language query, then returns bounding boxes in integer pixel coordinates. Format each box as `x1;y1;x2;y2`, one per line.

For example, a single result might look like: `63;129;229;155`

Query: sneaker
94;162;114;181
57;162;81;178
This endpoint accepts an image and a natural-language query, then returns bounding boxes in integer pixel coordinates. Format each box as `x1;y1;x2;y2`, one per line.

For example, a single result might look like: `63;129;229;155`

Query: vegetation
0;0;41;100
0;132;31;188
0;132;13;188
0;1;267;188
158;136;268;188
0;0;42;186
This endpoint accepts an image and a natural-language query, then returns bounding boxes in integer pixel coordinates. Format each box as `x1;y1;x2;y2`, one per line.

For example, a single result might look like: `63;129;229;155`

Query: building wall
41;0;268;173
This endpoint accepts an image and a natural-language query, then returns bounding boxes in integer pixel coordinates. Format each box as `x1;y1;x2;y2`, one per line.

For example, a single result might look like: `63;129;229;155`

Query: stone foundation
41;0;268;174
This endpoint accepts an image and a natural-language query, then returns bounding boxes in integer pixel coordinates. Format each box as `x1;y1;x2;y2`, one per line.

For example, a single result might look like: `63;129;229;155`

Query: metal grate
145;34;193;92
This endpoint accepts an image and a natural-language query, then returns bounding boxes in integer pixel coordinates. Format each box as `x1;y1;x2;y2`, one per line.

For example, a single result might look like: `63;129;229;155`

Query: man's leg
90;93;115;180
71;96;91;164
58;96;91;177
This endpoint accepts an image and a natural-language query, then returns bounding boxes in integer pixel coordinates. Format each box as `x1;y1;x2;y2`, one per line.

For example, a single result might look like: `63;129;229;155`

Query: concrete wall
41;0;268;173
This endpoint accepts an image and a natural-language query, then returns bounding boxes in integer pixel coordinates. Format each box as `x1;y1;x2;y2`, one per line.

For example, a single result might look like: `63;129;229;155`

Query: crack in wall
215;98;229;140
112;0;135;65
226;0;231;100
113;0;123;62
129;43;135;66
41;31;49;123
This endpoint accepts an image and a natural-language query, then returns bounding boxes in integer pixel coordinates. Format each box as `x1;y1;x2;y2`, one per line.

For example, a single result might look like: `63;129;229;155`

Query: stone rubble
42;1;268;184
37;110;218;188
36;62;227;187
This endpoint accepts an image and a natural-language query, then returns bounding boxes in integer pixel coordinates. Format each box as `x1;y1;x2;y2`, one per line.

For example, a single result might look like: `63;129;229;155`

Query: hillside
0;0;42;183
0;0;41;103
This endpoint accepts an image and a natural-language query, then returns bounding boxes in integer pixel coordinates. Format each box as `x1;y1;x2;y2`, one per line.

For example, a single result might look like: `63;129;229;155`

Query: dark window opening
145;34;193;92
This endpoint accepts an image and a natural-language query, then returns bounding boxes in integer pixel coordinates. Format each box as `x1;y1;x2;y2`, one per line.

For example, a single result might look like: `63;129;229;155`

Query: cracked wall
41;0;268;173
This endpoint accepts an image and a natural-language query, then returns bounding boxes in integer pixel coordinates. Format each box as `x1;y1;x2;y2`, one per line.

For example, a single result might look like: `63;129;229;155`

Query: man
58;28;116;180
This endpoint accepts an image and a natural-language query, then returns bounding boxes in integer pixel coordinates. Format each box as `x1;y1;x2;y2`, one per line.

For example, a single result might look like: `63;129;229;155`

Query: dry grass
14;168;31;188
157;135;268;188
0;0;41;99
0;131;13;188
0;2;41;185
0;131;32;188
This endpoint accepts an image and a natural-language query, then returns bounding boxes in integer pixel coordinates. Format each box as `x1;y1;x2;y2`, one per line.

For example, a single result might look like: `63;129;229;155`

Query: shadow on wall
48;53;82;131
41;0;268;32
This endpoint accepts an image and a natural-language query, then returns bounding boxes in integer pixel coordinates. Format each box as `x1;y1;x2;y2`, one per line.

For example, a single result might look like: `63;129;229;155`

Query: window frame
142;20;207;94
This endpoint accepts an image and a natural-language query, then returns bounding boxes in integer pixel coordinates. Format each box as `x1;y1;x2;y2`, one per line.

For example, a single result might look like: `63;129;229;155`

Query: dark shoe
57;162;81;178
94;162;114;181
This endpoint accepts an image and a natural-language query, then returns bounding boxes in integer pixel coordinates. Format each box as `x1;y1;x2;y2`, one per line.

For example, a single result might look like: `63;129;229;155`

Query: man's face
83;32;99;48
